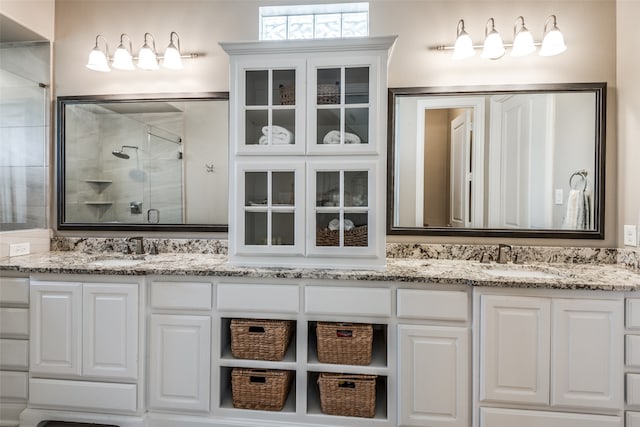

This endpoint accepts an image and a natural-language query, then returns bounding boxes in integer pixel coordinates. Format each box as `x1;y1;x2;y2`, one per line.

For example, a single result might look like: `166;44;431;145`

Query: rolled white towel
328;218;355;231
322;130;361;144
261;125;293;144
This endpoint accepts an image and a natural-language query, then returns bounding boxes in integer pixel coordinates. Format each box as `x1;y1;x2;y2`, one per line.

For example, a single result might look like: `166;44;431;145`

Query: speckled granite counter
1;250;639;292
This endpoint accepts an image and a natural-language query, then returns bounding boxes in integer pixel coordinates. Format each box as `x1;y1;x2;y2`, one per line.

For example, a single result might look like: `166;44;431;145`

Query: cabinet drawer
305;286;391;317
0;277;29;306
29;378;137;413
0;339;28;370
627;299;640;329
628;412;640;427
0;371;28;400
217;283;299;313
628;374;640;406
0;308;28;338
628;335;640;367
397;289;468;321
480;407;621;427
151;281;212;310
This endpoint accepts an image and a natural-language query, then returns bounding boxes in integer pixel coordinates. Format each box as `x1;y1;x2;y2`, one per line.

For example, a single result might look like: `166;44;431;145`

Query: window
260;3;369;41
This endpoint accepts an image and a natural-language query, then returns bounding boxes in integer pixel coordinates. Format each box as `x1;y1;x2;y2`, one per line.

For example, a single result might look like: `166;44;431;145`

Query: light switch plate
624;225;638;247
555;189;563;205
9;242;30;256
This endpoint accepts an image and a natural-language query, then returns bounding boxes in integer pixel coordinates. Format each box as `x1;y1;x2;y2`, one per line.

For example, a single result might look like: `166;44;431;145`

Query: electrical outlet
624;225;638;247
555;189;563;205
9;242;30;257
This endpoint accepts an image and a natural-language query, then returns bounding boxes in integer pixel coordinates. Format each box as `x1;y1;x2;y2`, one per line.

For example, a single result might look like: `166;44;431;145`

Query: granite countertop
1;251;640;291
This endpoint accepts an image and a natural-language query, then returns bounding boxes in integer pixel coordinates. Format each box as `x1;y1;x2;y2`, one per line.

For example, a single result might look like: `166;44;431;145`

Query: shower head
112;150;130;159
111;145;138;159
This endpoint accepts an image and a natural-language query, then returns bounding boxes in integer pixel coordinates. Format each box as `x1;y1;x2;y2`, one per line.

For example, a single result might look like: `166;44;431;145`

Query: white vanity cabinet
396;289;470;427
148;280;212;413
478;290;623;426
222;37;396;269
28;279;140;414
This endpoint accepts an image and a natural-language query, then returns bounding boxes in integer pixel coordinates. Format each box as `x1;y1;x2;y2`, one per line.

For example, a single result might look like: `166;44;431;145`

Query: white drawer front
628;299;640;329
397;289;468;321
151;281;212;310
480;407;621;427
628;412;640;427
29;378;137;413
0;308;28;338
0;339;28;370
0;371;28;400
217;283;299;313
0;277;29;306
305;286;391;317
0;402;27;425
628;335;640;367
629;374;640;407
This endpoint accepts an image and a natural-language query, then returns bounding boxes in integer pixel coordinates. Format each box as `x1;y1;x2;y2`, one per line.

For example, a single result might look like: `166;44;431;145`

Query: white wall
54;0;618;246
617;0;640;250
0;0;54;41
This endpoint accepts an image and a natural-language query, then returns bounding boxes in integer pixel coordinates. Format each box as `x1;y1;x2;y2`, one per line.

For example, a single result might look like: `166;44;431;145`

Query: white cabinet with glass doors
222;36;396;269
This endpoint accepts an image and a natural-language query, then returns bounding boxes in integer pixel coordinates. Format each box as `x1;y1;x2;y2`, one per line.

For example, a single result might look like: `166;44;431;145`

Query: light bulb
86;47;110;72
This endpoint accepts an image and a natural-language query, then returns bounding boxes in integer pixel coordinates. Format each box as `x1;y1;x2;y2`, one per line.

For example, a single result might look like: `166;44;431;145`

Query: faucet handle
497;244;512;264
480;251;491;263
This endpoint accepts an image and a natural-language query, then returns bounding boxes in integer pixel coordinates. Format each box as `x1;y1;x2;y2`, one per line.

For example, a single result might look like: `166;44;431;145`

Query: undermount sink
482;267;560;280
88;255;147;267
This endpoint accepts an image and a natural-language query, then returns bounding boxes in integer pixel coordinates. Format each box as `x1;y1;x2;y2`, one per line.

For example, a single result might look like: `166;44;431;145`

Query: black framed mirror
57;92;229;232
387;83;606;239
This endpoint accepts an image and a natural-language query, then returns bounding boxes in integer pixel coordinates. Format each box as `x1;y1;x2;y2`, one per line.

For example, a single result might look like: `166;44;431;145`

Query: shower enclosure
0;42;50;231
63;103;184;224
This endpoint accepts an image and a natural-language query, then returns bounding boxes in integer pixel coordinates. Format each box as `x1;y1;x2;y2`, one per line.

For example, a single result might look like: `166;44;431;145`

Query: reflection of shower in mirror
111;145;139;159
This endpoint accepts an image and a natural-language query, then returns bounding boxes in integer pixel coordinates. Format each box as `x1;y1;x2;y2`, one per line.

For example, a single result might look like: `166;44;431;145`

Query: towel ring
569;170;588;191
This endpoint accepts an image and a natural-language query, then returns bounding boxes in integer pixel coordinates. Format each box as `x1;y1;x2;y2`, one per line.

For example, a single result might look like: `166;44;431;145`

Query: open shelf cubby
219;366;297;413
220;317;297;365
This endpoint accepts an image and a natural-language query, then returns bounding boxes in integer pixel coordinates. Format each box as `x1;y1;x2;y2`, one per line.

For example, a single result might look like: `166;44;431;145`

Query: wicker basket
316;322;373;365
231;368;293;411
231;319;294;361
316;225;368;247
317;83;340;104
318;373;377;418
279;84;295;105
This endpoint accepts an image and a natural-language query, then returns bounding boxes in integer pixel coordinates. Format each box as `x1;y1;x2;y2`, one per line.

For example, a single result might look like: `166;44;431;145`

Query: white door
480;295;551;405
398;325;469;427
30;281;82;377
551;298;623;410
149;314;211;412
83;283;138;380
449;111;472;228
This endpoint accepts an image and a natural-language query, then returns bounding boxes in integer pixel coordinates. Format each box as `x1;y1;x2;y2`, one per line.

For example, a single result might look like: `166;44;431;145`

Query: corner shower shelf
84;201;113;206
84;179;113;184
84;179;113;194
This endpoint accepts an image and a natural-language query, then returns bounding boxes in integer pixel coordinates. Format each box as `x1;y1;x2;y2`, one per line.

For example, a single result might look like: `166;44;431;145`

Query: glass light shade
138;44;159;70
481;31;505;59
452;32;475;60
86;48;110;72
112;45;135;70
539;28;567;56
162;43;183;69
511;29;536;57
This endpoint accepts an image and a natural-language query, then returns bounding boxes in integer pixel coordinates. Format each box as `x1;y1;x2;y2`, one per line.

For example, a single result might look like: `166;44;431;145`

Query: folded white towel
259;125;293;145
322;130;361;145
328;218;355;231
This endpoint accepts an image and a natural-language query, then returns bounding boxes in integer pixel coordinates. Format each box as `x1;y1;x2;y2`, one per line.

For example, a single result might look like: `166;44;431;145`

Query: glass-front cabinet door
235;161;305;255
308;160;377;256
307;56;379;155
237;58;305;155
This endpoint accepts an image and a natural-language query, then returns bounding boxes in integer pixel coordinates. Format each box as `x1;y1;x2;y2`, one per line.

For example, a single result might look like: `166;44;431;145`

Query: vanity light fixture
86;35;111;72
86;32;200;72
452;19;476;60
433;15;567;60
539;15;567;56
481;18;506;60
511;16;536;57
137;32;159;70
112;34;136;70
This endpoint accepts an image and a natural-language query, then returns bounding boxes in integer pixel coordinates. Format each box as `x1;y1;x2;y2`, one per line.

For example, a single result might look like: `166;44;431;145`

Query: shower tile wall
0;42;49;231
65;107;183;224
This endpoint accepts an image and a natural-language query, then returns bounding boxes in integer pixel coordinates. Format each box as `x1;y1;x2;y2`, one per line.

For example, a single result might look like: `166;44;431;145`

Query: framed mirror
57;93;229;231
387;83;606;239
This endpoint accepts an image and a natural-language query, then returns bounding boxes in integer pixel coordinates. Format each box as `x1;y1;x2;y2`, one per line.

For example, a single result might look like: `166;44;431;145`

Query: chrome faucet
497;244;512;264
128;236;145;255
